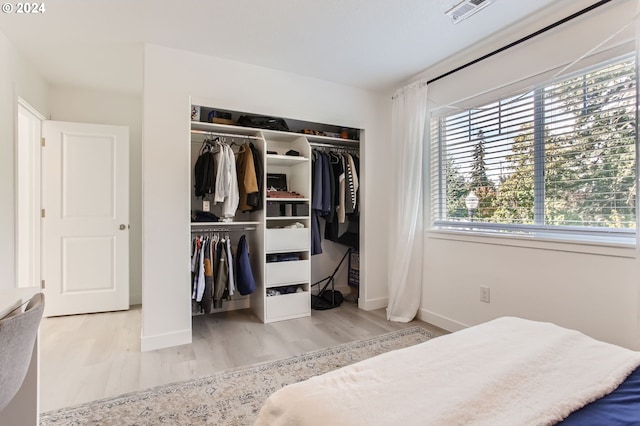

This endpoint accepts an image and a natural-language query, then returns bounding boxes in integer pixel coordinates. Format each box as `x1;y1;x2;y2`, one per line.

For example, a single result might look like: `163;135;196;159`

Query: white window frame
430;54;639;247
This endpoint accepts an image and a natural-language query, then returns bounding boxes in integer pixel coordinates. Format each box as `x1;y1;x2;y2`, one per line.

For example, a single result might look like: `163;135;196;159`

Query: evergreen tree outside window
431;55;637;243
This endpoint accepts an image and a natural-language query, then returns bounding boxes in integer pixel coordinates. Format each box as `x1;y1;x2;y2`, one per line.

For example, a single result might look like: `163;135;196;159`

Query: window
431;55;637;243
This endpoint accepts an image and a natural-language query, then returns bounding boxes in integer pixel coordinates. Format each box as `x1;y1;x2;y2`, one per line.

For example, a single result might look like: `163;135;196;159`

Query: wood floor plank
40;302;446;412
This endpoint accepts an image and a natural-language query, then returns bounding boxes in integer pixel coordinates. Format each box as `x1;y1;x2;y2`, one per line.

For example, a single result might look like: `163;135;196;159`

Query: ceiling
0;0;598;95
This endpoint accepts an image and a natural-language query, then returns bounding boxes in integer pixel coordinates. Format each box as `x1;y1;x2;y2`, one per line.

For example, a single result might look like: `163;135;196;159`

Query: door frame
15;97;45;289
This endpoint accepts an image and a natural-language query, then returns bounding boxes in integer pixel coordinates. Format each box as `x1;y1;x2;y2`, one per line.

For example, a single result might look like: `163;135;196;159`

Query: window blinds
431;55;636;240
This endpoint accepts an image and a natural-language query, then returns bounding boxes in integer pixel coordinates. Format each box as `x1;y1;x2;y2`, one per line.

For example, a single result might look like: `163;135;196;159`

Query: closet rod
426;0;612;85
190;129;263;140
191;226;257;233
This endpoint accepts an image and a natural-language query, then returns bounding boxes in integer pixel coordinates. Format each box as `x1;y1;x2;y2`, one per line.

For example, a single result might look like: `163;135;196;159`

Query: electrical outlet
480;286;490;303
202;200;210;212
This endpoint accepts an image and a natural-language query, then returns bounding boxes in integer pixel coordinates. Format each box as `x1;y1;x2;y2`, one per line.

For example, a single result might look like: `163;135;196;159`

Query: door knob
119;224;127;230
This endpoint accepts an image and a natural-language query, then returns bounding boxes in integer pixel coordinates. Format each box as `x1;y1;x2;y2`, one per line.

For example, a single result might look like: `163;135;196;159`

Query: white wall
48;86;143;305
142;44;390;351
0;30;49;289
422;236;639;348
418;0;640;349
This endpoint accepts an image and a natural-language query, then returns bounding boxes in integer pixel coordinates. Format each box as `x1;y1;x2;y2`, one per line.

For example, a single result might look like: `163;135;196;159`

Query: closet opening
189;102;362;325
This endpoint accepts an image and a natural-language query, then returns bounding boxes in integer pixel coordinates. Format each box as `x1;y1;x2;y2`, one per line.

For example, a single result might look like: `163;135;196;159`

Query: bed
254;317;640;425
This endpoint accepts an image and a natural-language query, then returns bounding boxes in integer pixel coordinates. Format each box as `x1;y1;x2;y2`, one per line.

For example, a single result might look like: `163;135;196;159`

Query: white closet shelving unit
190;107;360;323
261;132;312;322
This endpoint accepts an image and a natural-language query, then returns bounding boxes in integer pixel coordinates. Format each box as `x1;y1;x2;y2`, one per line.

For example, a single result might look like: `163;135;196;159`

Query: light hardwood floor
39;302;446;413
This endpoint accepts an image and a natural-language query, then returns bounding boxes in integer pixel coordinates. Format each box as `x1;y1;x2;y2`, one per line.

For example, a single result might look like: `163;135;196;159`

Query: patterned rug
40;326;436;426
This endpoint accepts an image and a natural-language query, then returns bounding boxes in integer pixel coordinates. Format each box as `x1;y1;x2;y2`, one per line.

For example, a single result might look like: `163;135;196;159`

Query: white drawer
266;291;310;321
265;259;309;286
266;228;309;252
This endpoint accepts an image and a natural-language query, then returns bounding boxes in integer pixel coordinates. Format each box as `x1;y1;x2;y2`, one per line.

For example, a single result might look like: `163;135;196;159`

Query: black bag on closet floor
311;290;343;310
237;115;289;132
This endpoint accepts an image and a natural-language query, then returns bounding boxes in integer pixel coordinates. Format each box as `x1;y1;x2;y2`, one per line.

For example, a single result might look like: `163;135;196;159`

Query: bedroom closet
189;103;361;323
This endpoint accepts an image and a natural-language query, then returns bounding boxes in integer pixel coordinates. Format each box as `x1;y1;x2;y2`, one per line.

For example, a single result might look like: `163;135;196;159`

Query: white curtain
386;80;428;322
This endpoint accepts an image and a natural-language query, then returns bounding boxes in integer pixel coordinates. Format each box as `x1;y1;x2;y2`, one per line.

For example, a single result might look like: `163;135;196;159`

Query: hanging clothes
214;145;230;204
225;237;236;297
201;237;215;314
352;153;361;215
326;152;336;219
213;145;240;218
195;237;206;302
311;209;323;255
236;234;256;295
192;232;256;312
311;151;326;255
194;140;217;198
324;152;342;241
191;236;201;300
321;152;331;216
311;148;361;248
213;238;229;309
249;143;264;212
236;143;259;212
312;151;324;211
337;154;346;223
344;153;358;215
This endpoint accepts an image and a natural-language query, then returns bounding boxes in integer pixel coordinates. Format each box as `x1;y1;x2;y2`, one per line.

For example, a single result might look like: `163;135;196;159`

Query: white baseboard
358;297;388;311
417;309;468;333
140;328;191;352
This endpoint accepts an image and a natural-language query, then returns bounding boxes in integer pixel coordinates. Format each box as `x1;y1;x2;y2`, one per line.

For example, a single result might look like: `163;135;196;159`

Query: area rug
40;326;436;426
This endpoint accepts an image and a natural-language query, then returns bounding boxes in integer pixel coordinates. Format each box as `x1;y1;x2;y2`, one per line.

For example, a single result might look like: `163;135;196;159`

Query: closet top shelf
305;134;359;145
191;121;261;137
191;121;360;145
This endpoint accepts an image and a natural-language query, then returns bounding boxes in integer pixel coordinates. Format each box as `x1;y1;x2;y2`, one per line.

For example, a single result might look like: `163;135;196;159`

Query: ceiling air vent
446;0;493;24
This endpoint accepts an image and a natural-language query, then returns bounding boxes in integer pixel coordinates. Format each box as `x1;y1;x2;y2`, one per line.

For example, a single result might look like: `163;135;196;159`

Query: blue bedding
559;366;640;425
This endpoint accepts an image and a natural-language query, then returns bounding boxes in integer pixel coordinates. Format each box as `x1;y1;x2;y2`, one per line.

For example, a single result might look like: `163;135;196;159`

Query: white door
42;121;129;317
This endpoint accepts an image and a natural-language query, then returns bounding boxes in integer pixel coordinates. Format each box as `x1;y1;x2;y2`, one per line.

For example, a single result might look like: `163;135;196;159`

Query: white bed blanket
255;317;640;426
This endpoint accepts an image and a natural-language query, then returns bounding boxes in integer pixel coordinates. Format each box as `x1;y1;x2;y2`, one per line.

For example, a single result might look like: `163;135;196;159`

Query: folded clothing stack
266;253;302;263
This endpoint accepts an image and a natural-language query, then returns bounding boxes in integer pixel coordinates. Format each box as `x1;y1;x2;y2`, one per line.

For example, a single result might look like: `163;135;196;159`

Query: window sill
427;228;637;258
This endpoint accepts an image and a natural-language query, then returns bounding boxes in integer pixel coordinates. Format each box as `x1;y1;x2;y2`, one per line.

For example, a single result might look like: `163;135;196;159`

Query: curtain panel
387;80;428;322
